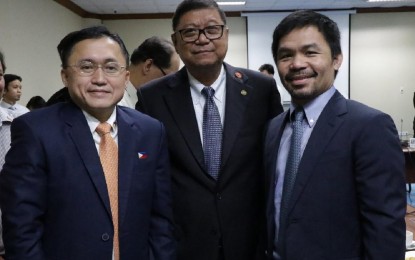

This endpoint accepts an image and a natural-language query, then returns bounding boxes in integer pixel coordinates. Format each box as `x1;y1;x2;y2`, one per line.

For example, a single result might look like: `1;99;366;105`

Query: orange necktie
96;122;119;260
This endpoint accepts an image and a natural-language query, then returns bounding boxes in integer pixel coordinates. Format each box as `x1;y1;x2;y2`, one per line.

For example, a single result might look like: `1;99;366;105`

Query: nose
289;54;307;70
195;30;210;43
91;67;107;85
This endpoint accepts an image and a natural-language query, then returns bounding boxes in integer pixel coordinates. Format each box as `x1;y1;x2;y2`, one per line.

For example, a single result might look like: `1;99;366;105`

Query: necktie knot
201;87;215;99
293;107;304;123
96;122;112;136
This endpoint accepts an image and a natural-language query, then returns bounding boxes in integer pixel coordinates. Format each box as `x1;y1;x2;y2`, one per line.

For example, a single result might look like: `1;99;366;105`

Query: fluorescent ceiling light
217;1;246;5
366;0;415;2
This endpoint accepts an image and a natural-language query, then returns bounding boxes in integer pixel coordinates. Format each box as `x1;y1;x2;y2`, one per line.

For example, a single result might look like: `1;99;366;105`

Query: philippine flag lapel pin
138;152;148;159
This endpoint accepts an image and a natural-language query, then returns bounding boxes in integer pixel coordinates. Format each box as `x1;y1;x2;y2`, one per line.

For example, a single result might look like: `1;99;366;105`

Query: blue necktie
279;107;304;238
202;87;222;180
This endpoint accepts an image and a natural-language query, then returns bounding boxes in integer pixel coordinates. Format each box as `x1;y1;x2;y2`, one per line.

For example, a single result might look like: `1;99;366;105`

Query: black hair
57;25;129;68
26;96;46;110
130;36;175;69
4;74;22;91
0;51;6;72
259;64;275;75
272;10;342;62
172;0;227;31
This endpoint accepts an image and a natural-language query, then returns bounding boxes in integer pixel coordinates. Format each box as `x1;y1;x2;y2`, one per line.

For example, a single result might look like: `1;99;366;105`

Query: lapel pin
241;90;247;96
138;152;148;159
234;71;242;79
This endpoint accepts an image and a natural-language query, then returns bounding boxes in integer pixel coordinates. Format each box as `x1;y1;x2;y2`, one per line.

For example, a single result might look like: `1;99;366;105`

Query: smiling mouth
193;50;212;54
286;72;317;82
89;89;110;95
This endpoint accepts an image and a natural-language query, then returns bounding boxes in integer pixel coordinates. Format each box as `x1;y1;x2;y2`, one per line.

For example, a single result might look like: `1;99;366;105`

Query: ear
124;70;130;85
333;53;343;71
171;33;179;52
142;59;153;75
61;69;69;87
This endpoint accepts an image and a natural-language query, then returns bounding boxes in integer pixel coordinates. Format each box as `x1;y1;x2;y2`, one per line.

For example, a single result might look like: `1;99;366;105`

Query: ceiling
60;0;415;17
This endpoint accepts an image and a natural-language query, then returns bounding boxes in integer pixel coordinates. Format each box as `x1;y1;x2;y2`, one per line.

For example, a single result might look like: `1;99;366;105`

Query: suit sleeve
0;117;47;259
149;123;176;260
354;113;406;259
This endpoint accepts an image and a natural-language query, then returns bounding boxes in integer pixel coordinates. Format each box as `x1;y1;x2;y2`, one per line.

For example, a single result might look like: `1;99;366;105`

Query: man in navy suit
137;1;283;259
265;10;406;259
0;26;175;260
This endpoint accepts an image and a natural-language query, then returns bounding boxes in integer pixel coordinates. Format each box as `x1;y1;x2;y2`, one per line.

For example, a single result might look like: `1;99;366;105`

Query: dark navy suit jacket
0;102;175;260
265;90;406;260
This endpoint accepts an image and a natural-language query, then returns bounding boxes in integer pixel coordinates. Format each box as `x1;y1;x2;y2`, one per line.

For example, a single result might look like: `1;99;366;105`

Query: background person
0;74;29;117
138;0;283;259
118;36;180;109
26;95;46;110
265;10;406;260
258;63;275;77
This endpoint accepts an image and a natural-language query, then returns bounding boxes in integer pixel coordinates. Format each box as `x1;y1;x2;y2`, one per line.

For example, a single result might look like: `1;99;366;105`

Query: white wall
0;1;414;136
350;12;415;135
0;0;83;104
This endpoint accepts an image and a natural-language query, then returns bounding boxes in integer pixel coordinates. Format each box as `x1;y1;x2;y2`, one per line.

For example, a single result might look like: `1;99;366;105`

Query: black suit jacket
138;63;283;260
265;91;406;259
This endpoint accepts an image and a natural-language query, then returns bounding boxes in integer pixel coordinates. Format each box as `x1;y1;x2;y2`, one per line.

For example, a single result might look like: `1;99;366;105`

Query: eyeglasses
176;25;226;43
67;61;126;77
154;64;167;76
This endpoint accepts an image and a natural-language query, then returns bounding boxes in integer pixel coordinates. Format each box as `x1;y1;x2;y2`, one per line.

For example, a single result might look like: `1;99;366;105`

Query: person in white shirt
0;74;29;117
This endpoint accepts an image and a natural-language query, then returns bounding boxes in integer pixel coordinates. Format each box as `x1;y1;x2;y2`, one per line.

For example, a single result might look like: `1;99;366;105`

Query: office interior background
0;0;414;136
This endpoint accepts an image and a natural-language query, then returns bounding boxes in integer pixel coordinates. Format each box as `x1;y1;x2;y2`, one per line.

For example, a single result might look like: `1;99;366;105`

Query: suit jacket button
102;233;110;241
216;193;222;200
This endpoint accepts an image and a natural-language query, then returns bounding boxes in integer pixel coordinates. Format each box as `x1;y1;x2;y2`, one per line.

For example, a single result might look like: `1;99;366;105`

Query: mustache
285;71;317;81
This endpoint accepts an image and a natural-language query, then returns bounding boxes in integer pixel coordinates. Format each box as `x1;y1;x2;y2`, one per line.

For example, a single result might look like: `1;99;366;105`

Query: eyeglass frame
153;63;167;76
66;60;127;77
174;25;226;43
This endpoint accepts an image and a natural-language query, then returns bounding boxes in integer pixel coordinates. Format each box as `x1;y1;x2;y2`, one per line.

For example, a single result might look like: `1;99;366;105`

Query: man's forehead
68;38;125;62
179;8;222;24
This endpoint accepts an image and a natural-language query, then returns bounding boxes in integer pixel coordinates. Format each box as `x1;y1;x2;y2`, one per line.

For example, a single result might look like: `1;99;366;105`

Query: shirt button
101;233;110;241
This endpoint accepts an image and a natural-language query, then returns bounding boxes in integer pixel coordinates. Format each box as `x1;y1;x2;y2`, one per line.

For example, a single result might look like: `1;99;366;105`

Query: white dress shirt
0;100;29;118
188;65;226;146
118;81;138;109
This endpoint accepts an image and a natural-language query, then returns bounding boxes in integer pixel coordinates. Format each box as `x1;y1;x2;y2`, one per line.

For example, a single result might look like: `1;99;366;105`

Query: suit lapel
266;112;289;241
221;64;252;167
163;68;205;170
288;91;347;213
116;108;136;226
63;103;112;218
